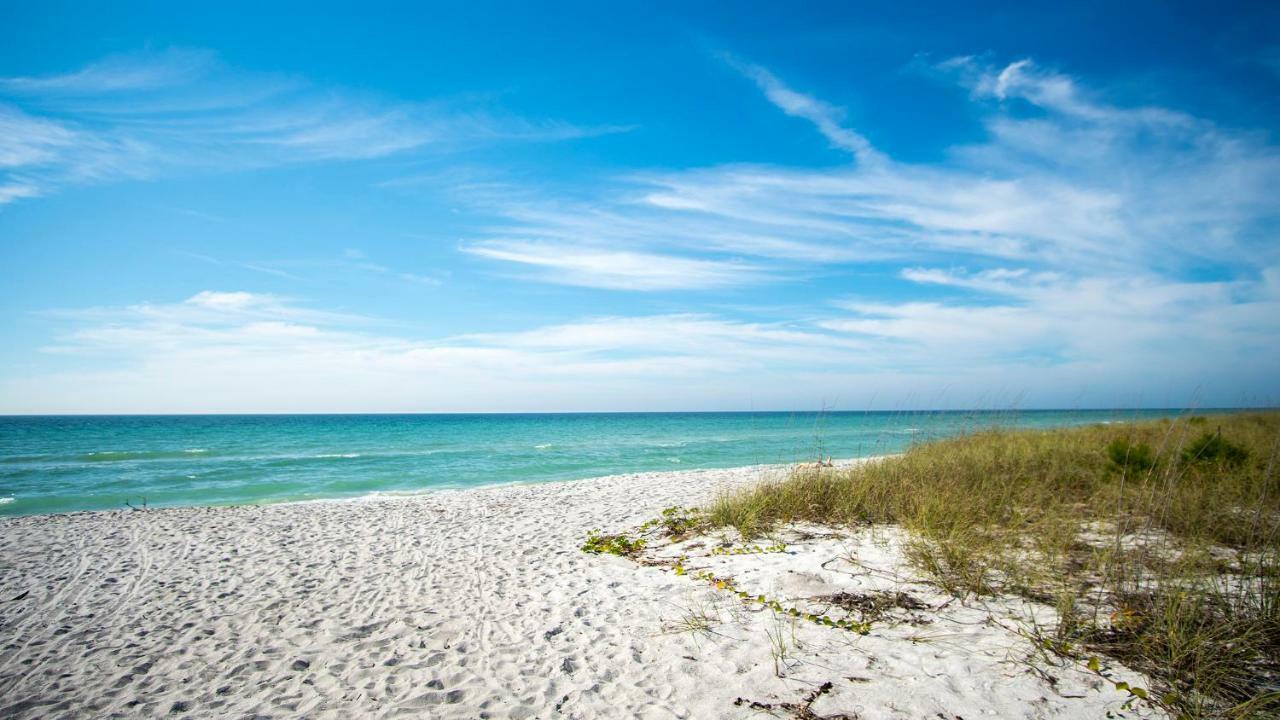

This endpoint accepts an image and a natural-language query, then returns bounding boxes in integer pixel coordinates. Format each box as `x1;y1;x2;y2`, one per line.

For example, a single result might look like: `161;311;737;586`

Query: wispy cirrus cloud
179;247;449;287
463;55;1279;288
725;55;884;166
341;248;449;287
1;48;219;94
462;239;769;290
0;181;41;203
43;290;371;331
0;48;628;204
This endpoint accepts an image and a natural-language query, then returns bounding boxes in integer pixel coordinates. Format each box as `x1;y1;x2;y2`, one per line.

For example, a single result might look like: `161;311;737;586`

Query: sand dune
0;463;1158;718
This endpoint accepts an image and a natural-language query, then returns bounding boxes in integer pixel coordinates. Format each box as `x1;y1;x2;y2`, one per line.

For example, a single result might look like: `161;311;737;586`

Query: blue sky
1;1;1278;412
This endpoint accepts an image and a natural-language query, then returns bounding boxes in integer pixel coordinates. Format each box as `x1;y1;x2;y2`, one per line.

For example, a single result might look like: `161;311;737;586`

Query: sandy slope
0;462;1159;719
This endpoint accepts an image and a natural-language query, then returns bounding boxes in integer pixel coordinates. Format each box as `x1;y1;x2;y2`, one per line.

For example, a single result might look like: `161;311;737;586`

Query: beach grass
706;411;1280;718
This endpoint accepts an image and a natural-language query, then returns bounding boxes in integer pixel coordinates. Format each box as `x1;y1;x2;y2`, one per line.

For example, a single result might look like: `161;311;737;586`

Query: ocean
0;410;1205;516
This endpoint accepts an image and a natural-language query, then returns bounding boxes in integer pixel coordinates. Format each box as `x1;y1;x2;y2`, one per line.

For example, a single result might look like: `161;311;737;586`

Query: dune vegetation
707;412;1280;718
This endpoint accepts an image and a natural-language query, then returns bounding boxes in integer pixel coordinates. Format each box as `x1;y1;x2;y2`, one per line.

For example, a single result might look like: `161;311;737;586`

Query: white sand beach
0;462;1159;719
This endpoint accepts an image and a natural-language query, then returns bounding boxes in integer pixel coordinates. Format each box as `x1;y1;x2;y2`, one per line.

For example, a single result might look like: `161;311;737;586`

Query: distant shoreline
0;406;1258;417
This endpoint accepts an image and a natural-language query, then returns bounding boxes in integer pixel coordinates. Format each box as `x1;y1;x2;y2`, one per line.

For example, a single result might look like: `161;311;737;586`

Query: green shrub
1184;432;1249;466
1107;437;1156;472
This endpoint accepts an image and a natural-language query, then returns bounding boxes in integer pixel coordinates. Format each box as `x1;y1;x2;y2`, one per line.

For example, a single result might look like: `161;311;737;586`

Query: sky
1;1;1278;413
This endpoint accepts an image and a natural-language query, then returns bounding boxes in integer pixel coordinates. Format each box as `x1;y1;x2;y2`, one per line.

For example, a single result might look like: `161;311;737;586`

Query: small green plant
1107;437;1155;472
692;569;871;634
581;530;646;557
665;596;721;639
634;505;704;538
659;505;702;537
1183;431;1248;466
710;541;787;556
764;616;794;677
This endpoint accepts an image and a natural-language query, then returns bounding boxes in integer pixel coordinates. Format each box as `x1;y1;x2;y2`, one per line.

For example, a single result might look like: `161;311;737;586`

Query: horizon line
0;407;1270;418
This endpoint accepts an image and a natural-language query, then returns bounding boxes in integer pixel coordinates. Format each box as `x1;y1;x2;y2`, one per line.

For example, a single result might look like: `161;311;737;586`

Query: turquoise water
0;410;1205;516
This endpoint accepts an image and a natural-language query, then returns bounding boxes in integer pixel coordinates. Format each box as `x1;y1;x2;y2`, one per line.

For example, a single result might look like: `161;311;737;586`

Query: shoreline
1;408;1203;519
0;456;877;520
0;458;1155;719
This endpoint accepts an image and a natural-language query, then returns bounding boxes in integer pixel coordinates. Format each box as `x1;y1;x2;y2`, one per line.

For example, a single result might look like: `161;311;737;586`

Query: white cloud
727;57;884;166
185;290;261;310
0;48;628;204
397;272;445;287
347;250;449;287
465;313;866;358
817;267;1280;379
6;292;876;413
463;240;768;290
0;181;41;203
7;277;1275;413
42;290;371;335
0;107;75;167
955;57;1195;128
181;249;448;288
897;266;1062;294
1;48;218;94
